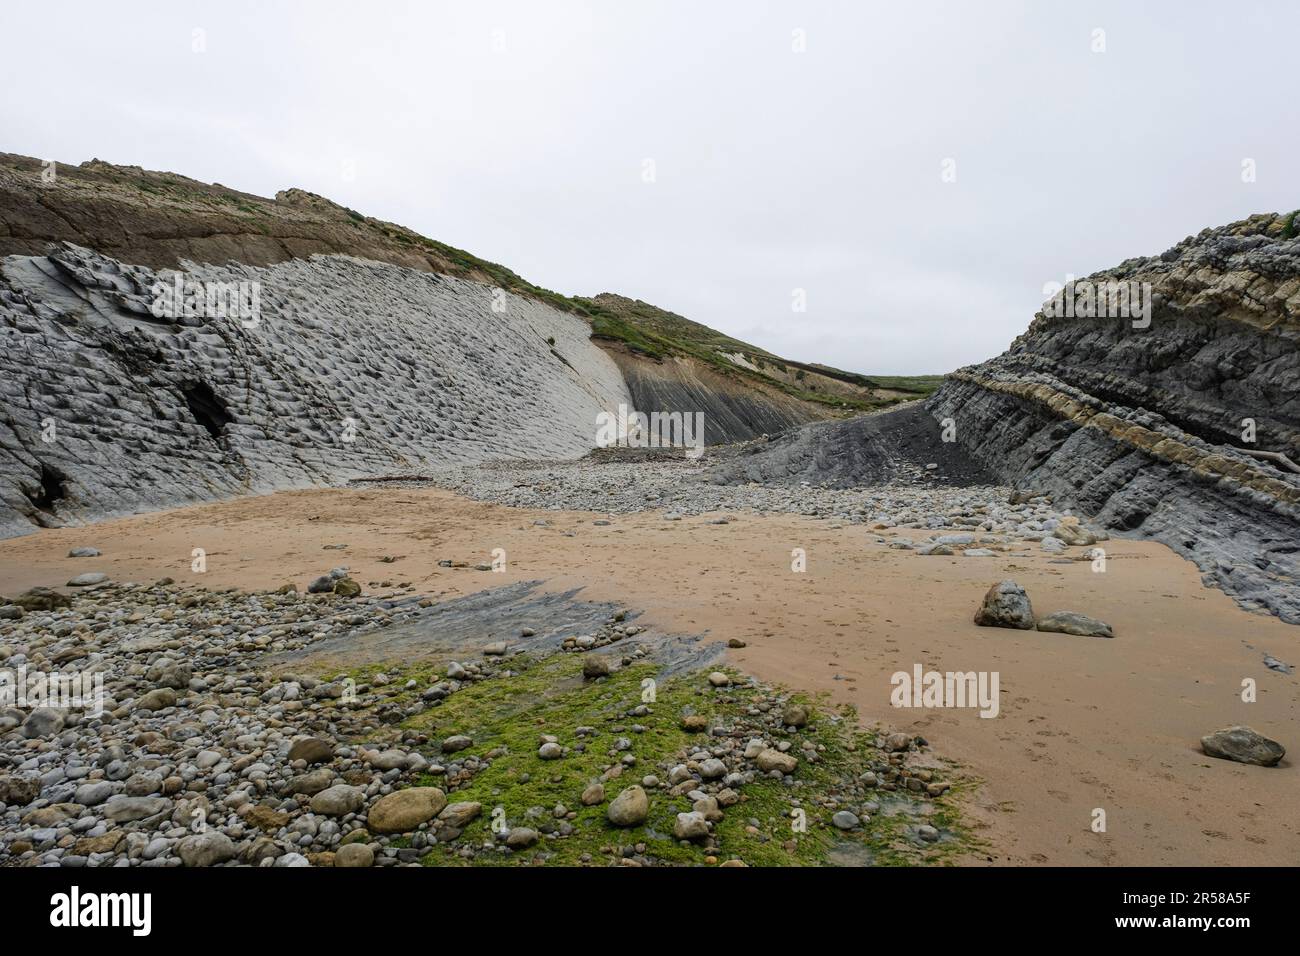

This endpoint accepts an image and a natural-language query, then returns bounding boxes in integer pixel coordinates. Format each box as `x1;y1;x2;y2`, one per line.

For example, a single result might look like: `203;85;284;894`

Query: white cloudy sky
4;0;1297;373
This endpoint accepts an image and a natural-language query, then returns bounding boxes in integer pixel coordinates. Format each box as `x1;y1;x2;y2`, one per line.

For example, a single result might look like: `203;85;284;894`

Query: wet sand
1;486;1296;866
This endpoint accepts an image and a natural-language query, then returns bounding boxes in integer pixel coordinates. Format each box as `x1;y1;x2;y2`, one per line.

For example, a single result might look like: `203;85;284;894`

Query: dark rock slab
267;580;724;679
926;213;1300;623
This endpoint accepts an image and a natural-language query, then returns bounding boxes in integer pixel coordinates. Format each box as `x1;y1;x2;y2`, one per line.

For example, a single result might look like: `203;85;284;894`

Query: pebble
606;786;649;826
832;810;861;830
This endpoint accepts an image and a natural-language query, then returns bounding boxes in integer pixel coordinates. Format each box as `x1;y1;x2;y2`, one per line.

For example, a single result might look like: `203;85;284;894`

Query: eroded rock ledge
928;213;1300;623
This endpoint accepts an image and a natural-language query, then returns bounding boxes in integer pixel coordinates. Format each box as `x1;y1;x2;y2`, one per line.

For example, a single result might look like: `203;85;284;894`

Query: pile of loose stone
562;612;644;660
414;463;1115;567
0;580;524;868
0;578;954;866
412;668;953;867
578;673;952;867
385;459;1088;533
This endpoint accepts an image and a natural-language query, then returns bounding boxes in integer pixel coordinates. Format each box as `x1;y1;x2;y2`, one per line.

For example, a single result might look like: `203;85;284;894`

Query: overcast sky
4;1;1297;374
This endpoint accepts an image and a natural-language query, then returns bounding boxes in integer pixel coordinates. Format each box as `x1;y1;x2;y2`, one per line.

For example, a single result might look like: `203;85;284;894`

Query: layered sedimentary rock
927;213;1300;623
0;153;507;280
707;403;993;487
0;243;630;537
0;154;913;453
606;345;826;445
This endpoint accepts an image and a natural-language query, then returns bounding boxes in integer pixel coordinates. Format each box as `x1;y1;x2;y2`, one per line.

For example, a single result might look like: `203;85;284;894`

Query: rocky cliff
0;243;630;537
706;403;994;488
0;153;932;457
927;213;1300;623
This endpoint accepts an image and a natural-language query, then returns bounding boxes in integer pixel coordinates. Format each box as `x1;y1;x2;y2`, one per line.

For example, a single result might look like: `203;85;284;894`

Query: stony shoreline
0;578;968;868
371;452;1055;528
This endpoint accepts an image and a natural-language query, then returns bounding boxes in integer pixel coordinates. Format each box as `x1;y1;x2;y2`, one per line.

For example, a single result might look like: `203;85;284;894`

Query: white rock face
0;244;631;536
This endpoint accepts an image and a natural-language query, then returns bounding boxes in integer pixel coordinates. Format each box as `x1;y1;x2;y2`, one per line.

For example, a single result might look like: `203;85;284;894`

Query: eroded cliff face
0;244;630;537
0;153;507;281
604;344;832;444
927;213;1300;623
0;153;907;455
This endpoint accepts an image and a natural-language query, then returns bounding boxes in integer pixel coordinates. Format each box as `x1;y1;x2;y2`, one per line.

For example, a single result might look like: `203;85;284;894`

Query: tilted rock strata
705;402;994;488
0;243;631;537
927;213;1300;623
0;154;494;279
0;154;885;448
606;345;828;445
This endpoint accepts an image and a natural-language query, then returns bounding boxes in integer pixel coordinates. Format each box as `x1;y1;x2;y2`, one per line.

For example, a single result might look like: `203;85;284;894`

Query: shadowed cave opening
181;381;234;440
23;462;67;520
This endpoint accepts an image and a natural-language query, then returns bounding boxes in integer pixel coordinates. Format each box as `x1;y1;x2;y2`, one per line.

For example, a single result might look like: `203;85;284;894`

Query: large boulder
973;580;1034;629
1036;610;1113;638
1201;727;1285;767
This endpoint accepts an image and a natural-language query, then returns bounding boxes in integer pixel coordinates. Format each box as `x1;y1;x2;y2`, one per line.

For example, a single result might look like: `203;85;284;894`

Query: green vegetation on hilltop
575;293;939;411
863;375;944;396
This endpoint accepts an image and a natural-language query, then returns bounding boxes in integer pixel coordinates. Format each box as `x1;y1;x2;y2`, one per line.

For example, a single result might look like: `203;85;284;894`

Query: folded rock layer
927;213;1300;623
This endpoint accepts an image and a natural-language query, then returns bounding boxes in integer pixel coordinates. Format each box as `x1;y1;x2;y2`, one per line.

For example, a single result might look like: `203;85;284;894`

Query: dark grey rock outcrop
612;350;817;445
927;213;1300;623
706;402;994;487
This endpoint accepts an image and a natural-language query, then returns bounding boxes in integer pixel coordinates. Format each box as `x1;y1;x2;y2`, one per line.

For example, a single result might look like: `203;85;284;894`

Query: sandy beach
2;485;1294;866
